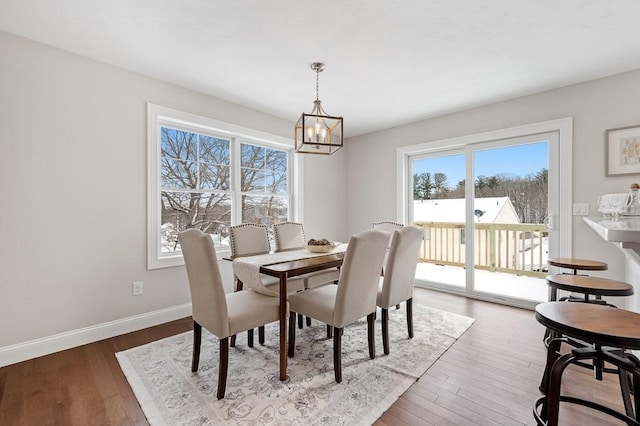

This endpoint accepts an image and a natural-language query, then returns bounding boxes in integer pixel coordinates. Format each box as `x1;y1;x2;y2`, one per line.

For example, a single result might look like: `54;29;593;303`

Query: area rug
116;304;474;425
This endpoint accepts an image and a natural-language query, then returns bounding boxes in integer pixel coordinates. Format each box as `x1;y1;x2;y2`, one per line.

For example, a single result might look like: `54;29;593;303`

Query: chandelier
295;62;343;155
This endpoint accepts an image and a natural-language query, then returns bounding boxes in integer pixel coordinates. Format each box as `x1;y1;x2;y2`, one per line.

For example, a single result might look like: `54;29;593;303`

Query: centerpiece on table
305;238;337;253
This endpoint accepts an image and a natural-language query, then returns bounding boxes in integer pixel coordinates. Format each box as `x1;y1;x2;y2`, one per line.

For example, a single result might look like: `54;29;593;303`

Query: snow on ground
415;262;548;303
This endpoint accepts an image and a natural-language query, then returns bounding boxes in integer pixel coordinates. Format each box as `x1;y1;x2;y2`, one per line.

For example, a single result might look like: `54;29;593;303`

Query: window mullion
231;137;242;225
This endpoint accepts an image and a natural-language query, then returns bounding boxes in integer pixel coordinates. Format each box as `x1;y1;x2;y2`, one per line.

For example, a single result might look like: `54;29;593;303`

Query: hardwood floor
0;288;627;425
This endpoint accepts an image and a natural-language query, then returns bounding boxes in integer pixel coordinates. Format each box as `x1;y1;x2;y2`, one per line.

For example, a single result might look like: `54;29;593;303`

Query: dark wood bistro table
232;251;345;381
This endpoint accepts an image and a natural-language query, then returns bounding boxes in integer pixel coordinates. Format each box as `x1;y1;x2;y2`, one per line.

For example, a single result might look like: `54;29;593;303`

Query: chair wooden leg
306;316;311;326
258;326;265;345
298;313;303;329
619;368;634;417
248;329;254;347
381;308;389;355
327;324;333;339
230;279;243;348
407;298;414;339
192;321;202;372
334;326;343;383
367;313;376;359
288;312;296;358
632;371;640;421
540;330;562;393
217;337;229;400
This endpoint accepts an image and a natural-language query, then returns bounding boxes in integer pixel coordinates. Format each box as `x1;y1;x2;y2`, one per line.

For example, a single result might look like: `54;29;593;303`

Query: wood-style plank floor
0;288;627;425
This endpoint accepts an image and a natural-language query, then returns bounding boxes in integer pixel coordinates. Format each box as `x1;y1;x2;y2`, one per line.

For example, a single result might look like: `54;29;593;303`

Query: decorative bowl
305;242;336;253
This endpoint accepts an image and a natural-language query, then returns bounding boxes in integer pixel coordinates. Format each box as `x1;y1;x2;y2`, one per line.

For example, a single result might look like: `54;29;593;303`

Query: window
240;143;289;225
148;104;299;269
160;128;232;253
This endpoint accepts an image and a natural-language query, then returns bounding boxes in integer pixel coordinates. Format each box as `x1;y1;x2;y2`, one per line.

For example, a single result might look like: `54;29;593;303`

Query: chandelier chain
315;69;320;101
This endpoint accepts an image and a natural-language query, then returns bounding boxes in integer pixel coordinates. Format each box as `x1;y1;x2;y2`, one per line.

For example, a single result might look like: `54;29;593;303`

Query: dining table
232;247;346;381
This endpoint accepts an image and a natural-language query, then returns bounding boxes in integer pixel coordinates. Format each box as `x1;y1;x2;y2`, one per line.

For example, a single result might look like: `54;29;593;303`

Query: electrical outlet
133;281;143;296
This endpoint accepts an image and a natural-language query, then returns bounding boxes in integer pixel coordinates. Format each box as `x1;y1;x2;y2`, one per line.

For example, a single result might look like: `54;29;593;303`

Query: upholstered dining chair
178;228;283;400
372;220;405;234
373;220;404;273
376;225;423;355
229;223;270;259
373;220;405;310
287;229;389;383
229;223;303;346
273;221;341;329
273;221;340;290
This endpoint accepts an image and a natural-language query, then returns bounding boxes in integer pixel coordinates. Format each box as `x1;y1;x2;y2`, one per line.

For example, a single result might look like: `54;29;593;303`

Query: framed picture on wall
606;125;640;176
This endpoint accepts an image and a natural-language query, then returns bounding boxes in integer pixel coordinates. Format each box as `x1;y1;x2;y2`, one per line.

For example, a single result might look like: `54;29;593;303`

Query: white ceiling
3;0;640;137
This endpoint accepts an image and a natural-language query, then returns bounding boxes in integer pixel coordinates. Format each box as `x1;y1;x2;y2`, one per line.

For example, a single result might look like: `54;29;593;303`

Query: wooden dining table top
259;251;345;277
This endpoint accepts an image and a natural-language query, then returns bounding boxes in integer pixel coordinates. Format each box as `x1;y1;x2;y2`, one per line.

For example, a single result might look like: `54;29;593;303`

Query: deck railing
414;221;548;278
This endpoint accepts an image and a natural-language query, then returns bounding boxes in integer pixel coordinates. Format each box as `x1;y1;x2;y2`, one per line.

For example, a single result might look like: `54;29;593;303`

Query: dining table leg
279;273;287;381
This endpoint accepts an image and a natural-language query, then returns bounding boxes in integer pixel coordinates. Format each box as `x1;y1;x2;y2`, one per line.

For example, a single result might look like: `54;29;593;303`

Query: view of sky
412;141;548;189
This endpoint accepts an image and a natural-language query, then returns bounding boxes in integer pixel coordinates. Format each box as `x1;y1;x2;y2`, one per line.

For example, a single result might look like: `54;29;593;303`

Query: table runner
232;244;347;296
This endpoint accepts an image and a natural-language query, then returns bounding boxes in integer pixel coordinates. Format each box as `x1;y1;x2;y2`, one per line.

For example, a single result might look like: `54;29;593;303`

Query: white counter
583;216;640;257
583;216;640;313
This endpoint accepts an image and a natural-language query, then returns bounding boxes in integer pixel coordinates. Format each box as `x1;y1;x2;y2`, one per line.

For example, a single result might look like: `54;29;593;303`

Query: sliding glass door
408;131;559;307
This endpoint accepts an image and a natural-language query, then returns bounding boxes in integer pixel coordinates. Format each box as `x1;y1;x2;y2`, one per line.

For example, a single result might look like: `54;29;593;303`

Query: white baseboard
0;303;193;368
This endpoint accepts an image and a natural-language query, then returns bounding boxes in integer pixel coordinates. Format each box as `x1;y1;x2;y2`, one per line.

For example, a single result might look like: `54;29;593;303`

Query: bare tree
448;179;465;198
240;144;289;226
160;128;231;248
158;128;291;250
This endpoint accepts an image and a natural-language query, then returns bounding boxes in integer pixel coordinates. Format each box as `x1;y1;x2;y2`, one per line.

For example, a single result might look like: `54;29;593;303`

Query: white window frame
147;103;301;269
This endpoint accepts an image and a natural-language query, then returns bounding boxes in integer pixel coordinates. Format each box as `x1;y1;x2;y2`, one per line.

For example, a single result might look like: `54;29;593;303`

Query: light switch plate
572;203;589;216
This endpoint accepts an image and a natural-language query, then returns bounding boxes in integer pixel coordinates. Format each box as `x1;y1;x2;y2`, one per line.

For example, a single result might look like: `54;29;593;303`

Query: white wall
300;149;348;243
0;31;347;363
346;68;640;282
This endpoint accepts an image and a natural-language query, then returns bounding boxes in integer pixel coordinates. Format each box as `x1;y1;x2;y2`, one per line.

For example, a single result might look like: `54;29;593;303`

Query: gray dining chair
287;229;389;383
178;229;283;399
376;225;423;355
229;223;303;346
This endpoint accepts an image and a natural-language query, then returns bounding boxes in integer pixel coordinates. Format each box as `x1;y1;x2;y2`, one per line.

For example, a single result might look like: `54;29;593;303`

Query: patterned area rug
116;304;474;425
